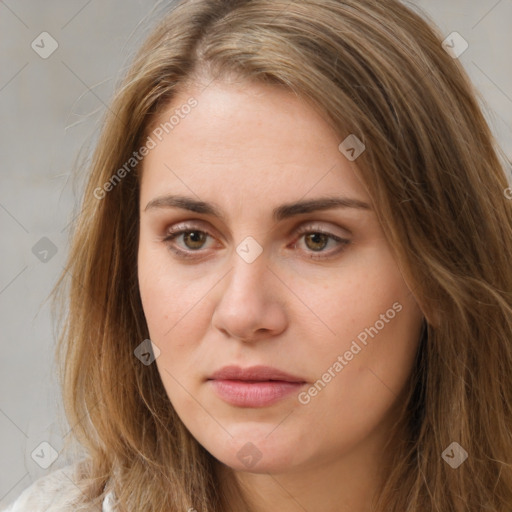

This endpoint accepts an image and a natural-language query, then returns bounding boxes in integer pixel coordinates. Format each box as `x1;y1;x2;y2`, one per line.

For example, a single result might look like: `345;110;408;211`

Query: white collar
102;490;116;511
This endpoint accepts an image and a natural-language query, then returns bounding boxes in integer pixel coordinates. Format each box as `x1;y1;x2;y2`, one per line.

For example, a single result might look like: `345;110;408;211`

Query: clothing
1;462;115;512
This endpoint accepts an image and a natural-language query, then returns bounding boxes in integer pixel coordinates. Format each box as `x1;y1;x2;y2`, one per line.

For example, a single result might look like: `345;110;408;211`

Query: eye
161;223;350;260
292;225;350;259
162;228;214;259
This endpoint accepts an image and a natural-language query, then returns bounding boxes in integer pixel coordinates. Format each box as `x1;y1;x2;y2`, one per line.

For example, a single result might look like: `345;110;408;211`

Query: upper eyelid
164;219;351;239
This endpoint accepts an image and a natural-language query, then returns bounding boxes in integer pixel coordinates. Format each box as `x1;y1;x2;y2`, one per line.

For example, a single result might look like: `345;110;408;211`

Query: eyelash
161;224;350;261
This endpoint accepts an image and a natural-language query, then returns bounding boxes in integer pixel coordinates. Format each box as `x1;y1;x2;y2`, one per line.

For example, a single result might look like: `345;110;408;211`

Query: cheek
312;295;422;449
137;256;204;413
313;256;414;356
352;261;421;376
302;250;423;424
137;246;216;389
138;245;202;338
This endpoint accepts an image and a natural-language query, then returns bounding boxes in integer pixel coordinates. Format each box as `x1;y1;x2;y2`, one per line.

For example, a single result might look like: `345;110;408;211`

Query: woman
4;0;512;510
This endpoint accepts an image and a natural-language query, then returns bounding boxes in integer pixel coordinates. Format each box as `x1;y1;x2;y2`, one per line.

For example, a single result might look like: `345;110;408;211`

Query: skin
137;77;425;512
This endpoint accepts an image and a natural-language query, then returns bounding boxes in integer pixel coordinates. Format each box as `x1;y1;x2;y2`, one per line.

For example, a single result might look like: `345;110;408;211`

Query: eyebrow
144;194;372;222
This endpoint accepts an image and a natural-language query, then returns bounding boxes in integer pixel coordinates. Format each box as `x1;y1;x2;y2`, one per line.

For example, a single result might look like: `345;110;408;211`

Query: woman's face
137;79;424;474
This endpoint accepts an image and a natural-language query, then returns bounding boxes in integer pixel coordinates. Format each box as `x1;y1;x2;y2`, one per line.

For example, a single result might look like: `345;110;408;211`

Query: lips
208;365;305;383
207;365;306;407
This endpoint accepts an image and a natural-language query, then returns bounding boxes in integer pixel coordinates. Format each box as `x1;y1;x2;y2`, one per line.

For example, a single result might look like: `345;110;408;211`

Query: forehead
139;80;369;210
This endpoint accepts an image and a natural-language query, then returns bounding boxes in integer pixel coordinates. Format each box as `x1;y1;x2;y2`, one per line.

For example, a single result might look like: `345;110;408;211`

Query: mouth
207;365;307;407
208;364;305;383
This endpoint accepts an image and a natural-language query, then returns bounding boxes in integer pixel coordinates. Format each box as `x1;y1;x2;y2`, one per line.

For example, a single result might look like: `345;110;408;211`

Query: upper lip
208;365;306;383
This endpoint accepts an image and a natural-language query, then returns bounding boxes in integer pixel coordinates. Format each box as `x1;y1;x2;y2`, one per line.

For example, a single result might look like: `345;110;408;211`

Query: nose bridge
212;238;287;340
224;238;270;302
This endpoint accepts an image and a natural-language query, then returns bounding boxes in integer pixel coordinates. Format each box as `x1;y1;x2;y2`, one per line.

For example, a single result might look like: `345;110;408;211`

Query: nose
211;249;288;343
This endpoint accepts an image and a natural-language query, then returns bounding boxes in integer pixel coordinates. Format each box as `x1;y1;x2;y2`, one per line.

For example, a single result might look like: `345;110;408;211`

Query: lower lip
208;379;305;407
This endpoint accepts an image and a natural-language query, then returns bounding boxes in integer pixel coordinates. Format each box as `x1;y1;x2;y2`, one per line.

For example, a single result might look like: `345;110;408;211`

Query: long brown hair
51;0;512;510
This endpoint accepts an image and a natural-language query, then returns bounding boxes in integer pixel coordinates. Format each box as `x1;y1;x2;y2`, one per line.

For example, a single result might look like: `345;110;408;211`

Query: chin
208;430;304;474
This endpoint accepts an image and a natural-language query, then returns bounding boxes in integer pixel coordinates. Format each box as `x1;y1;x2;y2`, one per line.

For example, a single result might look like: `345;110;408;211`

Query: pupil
306;233;327;251
185;231;204;248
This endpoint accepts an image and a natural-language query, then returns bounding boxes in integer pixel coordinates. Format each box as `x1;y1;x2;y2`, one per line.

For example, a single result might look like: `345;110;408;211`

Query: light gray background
1;0;511;506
